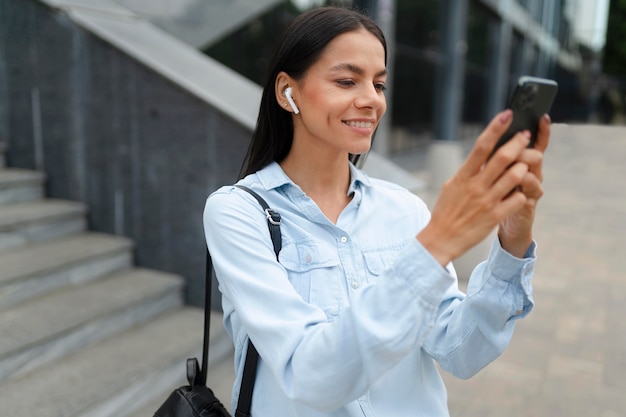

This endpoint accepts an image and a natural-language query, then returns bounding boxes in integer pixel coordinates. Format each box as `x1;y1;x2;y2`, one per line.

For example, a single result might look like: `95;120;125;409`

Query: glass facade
204;2;303;86
203;0;592;154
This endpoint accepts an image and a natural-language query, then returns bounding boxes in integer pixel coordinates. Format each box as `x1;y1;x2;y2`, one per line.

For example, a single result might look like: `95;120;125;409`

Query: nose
355;84;386;110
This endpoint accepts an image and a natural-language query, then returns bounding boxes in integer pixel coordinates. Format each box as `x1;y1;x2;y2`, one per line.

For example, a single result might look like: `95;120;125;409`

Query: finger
488;161;529;201
533;113;551;153
517;148;544;182
493;189;527;220
457;110;513;177
519;172;544;200
481;130;531;186
517;148;543;166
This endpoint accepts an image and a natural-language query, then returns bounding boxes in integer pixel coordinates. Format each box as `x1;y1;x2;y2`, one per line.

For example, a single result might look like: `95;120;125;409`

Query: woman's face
292;28;387;157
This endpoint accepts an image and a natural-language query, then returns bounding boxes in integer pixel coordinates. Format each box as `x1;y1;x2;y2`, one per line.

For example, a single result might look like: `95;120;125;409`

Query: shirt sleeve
422;237;536;379
203;188;457;412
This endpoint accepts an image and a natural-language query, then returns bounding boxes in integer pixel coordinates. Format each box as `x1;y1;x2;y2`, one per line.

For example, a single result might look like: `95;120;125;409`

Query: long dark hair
239;6;387;178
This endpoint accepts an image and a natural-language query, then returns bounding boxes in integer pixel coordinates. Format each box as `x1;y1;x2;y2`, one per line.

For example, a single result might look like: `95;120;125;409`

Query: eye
374;82;387;92
336;79;355;88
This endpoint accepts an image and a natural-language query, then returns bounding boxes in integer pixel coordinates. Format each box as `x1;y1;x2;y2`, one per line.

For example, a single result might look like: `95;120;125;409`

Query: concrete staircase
0;144;234;416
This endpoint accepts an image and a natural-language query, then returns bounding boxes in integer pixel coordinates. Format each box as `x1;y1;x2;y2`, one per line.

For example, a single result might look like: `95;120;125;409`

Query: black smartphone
492;76;558;153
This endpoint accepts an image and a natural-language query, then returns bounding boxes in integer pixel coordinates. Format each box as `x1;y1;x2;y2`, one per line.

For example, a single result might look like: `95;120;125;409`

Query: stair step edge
0;308;228;417
86;323;234;417
0;169;45;186
0;233;134;310
126;347;235;417
0;268;185;382
0;200;88;251
0;233;134;285
0;200;88;228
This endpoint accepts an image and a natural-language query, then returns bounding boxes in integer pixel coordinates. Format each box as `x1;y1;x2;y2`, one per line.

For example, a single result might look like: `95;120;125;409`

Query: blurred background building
199;0;614;152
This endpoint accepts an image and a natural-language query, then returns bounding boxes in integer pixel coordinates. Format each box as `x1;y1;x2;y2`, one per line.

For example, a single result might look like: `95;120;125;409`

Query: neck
281;151;350;194
280;146;352;224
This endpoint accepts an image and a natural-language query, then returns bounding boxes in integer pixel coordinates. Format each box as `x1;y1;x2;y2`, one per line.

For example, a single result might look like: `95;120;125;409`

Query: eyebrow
330;63;387;77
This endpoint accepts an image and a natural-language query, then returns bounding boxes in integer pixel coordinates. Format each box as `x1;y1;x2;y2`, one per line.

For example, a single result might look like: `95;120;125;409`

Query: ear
275;72;297;113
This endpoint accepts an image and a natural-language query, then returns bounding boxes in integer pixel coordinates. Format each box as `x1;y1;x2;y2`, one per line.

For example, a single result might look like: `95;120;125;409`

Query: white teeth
345;121;373;128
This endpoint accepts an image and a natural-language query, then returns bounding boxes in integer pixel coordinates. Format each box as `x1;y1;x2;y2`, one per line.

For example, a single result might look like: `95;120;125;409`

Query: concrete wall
0;0;253;305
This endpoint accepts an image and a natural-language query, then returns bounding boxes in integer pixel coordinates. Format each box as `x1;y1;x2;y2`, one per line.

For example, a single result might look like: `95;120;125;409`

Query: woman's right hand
417;110;534;267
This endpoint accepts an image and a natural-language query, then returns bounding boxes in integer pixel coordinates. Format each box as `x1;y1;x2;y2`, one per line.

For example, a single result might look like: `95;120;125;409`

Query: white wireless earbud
284;87;300;114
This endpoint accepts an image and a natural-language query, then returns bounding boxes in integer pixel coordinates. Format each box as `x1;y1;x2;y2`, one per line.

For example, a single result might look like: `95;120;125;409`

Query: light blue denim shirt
203;161;535;417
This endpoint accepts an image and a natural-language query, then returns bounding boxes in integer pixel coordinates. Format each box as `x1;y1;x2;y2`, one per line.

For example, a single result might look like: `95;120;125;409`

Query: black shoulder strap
232;185;282;416
234;185;282;259
197;250;214;386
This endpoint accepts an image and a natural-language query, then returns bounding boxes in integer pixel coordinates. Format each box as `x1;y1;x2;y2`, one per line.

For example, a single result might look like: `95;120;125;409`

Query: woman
204;6;550;416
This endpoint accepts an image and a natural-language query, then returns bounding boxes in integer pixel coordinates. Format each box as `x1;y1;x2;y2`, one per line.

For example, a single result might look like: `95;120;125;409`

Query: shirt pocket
362;241;410;284
279;238;344;320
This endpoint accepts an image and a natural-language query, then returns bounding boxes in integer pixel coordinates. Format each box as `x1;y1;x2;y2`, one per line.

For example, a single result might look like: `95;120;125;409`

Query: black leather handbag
154;185;281;417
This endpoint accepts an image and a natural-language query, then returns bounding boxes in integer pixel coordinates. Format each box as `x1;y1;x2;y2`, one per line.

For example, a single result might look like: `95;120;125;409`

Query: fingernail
500;109;513;124
543;113;551;124
522;130;531;142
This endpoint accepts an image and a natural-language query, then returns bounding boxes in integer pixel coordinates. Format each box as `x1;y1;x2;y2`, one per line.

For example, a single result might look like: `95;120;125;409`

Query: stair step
0;232;133;310
0;268;184;382
128;348;236;417
0;199;87;251
0;168;45;205
0;307;231;417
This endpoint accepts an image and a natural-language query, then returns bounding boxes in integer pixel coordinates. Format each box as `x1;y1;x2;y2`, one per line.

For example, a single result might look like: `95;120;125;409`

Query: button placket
337;233;359;292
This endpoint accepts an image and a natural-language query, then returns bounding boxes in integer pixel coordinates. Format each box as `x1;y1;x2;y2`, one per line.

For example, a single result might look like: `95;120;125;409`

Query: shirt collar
348;160;372;194
255;161;373;194
255;162;292;190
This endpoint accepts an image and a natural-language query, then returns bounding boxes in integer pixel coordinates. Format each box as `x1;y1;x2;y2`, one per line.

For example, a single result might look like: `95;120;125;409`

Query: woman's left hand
497;114;551;257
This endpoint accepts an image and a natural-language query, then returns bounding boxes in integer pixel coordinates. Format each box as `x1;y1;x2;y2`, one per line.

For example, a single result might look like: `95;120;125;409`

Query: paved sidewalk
441;124;626;417
207;124;626;416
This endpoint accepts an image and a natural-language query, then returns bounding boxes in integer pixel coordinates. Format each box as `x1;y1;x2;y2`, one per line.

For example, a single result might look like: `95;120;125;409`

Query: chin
352;144;373;156
349;138;373;154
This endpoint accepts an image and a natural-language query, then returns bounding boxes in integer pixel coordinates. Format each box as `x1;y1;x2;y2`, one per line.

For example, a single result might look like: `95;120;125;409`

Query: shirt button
351;281;358;289
516;309;524;315
305;254;312;263
340;236;348;243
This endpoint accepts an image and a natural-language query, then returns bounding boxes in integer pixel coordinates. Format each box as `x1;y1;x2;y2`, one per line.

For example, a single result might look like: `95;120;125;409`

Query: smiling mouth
344;120;374;129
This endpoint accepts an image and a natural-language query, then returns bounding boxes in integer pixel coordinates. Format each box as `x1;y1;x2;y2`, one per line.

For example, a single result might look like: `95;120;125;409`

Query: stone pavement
206;124;626;416
440;124;626;417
